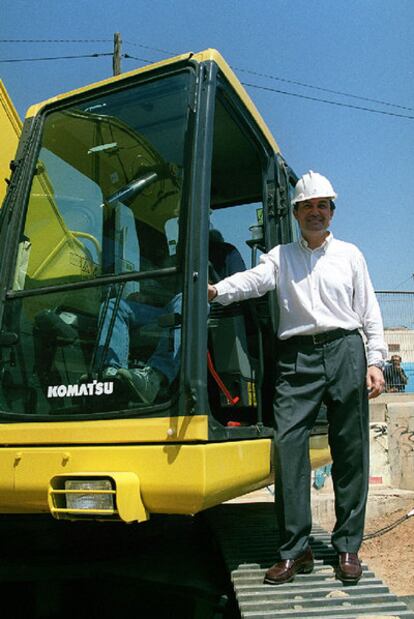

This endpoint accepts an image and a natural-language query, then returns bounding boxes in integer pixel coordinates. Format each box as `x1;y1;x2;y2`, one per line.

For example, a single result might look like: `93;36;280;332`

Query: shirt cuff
367;355;385;369
214;280;234;303
368;360;385;370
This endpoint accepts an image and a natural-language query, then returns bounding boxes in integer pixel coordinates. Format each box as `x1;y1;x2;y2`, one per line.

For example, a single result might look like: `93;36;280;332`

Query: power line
123;52;153;64
0;38;112;43
242;81;414;120
125;48;414;119
112;39;414;114
234;66;414;113
393;274;414;290
1;38;412;120
122;47;414;119
0;51;153;66
0;52;113;63
123;40;177;57
2;36;412;114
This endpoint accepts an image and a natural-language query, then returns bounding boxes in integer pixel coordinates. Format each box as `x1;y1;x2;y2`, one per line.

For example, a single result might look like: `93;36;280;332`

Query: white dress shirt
214;233;387;366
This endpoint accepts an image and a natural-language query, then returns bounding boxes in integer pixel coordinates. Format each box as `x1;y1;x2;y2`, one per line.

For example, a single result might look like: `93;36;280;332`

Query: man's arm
352;250;387;399
208;284;218;302
209;251;279;306
366;365;385;399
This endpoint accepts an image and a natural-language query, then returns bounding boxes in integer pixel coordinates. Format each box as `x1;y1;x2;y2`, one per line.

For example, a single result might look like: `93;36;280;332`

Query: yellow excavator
0;51;330;523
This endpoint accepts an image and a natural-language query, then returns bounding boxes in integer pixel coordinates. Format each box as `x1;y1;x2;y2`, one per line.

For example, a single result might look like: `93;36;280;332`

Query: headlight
64;479;114;511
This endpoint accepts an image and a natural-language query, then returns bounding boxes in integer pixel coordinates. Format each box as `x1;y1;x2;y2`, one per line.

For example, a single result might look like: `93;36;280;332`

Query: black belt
285;328;359;347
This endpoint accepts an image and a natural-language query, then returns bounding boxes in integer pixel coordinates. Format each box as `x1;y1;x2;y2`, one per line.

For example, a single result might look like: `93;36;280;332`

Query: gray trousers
273;331;369;559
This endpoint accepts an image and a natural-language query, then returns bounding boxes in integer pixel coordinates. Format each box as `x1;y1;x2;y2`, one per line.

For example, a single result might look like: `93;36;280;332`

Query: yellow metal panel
0;439;272;516
0;436;330;518
0;79;22;205
192;49;279;154
309;435;332;469
0;414;209;445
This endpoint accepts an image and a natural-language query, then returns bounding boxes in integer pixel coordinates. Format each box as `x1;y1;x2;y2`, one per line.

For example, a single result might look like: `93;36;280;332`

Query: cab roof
26;48;279;154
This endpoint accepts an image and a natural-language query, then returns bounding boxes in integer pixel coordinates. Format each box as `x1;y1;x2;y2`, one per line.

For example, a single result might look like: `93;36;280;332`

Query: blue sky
1;0;413;290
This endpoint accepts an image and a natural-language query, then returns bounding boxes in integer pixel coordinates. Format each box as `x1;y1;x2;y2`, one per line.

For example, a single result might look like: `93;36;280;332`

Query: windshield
0;71;191;418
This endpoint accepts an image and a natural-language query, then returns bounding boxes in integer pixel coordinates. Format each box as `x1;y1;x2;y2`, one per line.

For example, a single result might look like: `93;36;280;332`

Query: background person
384;354;408;392
208;170;386;586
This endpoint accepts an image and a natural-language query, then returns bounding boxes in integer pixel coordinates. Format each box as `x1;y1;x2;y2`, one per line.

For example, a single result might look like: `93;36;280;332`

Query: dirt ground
360;507;414;596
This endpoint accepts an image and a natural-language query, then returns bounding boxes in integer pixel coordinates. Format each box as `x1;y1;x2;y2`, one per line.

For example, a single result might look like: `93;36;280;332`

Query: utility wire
1;38;412;120
0;52;113;63
2;37;412;113
243;81;414;120
109;39;414;114
0;38;112;43
0;51;157;65
123;40;178;57
123;52;154;64
122;50;414;119
393;274;414;290
234;66;414;113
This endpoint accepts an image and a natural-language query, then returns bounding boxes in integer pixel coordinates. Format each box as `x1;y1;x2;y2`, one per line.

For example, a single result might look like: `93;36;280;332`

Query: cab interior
206;86;280;432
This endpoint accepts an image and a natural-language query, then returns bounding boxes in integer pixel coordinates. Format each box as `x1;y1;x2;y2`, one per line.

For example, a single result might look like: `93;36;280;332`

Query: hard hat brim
291;193;337;206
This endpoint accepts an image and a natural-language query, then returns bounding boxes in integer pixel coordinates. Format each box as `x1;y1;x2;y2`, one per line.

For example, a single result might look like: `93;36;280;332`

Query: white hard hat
291;170;337;205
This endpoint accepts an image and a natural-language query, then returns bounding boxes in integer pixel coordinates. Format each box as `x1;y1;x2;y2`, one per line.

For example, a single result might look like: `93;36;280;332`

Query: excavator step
205;502;414;619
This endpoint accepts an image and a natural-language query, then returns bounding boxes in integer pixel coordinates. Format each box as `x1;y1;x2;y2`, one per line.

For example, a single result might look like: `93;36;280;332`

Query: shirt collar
300;231;333;252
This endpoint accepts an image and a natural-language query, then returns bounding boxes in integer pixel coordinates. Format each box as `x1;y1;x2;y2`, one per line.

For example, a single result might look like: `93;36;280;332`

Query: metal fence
376;291;414;393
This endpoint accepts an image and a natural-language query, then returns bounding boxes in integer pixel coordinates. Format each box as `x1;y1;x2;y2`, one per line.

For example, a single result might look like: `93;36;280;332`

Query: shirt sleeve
213;249;278;305
352;249;388;366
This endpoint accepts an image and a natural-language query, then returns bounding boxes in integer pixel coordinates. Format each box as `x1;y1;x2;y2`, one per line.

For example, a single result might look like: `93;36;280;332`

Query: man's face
293;198;333;235
391;356;401;367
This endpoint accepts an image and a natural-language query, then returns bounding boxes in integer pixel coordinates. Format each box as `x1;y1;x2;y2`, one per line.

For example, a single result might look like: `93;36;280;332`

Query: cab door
206;75;284;437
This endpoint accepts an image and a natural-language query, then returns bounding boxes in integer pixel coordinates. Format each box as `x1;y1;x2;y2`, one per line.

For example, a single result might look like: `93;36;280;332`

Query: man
95;229;245;405
95;291;181;404
384;354;408;392
208;170;386;585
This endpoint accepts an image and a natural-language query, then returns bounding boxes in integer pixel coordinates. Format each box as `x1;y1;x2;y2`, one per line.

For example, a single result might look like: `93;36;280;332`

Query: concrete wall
386;401;414;490
370;395;414;490
369;421;390;486
369;395;414;491
312;395;414;527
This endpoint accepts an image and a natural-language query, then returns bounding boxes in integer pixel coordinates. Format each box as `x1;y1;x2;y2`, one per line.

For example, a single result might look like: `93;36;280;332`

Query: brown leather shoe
335;552;362;584
263;547;314;585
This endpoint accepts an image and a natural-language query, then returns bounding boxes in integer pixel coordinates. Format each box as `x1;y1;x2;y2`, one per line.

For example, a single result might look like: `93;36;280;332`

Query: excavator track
205;502;414;618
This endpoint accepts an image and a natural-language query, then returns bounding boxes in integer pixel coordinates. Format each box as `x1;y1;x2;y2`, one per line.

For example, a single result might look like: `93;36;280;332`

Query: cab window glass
14;73;188;291
1;72;191;417
1;276;181;416
207;87;268;427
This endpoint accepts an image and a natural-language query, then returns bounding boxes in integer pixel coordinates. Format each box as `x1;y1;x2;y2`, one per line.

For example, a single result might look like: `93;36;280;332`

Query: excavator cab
0;55;295;426
0;51;329;521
